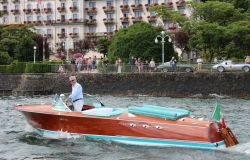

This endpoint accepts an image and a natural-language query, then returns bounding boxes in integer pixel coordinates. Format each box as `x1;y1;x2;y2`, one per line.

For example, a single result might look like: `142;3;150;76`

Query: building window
123;24;129;29
89;2;96;8
27;4;32;9
47;29;52;34
15;16;20;23
47;3;52;8
37;15;42;21
73;28;79;33
89;15;95;19
107;0;113;6
135;0;141;4
61;15;66;19
89;26;96;32
134;11;142;17
106;13;113;19
123;13;129;17
15;5;20;10
47;15;52;20
150;12;156;16
123;0;128;5
73;1;78;7
3;17;8;23
3;6;7;10
27;16;32;21
61;28;66;33
73;14;78;19
106;25;113;32
61;3;65;8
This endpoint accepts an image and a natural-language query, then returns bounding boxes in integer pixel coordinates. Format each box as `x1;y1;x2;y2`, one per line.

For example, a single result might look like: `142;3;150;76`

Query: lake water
0;95;250;160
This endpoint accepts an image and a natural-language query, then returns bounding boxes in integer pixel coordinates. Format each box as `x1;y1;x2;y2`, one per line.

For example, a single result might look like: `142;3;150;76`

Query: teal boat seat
128;104;190;120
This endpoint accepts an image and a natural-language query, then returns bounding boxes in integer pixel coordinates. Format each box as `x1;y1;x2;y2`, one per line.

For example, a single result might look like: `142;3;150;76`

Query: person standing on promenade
130;56;136;72
245;56;250;64
197;57;203;71
66;75;84;112
170;57;177;71
149;58;156;72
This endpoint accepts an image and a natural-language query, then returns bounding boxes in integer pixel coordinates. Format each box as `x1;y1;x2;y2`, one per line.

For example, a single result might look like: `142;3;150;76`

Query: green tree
108;22;176;63
191;1;244;26
15;36;37;62
0;51;13;65
96;38;111;58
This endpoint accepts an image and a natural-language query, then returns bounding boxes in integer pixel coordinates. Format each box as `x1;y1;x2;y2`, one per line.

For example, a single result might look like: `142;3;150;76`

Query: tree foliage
0;25;43;64
96;38;111;57
108;22;176;63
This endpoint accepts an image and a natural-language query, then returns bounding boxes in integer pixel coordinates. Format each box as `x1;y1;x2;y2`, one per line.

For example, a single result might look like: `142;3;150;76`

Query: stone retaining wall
0;73;249;99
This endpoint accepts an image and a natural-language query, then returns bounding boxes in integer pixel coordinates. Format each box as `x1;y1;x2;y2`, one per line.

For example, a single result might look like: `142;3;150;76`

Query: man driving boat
66;75;84;111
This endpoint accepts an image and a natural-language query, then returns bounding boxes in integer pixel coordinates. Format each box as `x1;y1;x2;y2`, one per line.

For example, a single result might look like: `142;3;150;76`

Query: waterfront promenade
0;72;249;99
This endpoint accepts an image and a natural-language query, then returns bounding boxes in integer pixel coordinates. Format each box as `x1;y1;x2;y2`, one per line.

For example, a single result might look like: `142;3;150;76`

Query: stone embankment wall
0;73;249;99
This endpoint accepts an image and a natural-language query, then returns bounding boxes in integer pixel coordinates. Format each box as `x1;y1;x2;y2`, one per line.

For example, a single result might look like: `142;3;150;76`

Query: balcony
104;32;114;37
145;3;159;10
69;18;83;23
11;9;20;15
0;0;8;3
23;9;32;14
44;20;53;25
11;0;19;3
33;20;43;25
23;21;33;24
84;19;97;25
176;0;186;8
33;8;41;14
44;34;52;39
57;33;66;38
131;16;143;22
69;33;79;38
1;9;8;15
85;32;96;38
147;16;157;22
103;18;115;24
103;6;114;13
131;4;143;11
44;8;52;13
85;7;97;14
120;17;129;23
120;5;129;12
161;2;174;9
57;19;66;23
168;25;177;31
57;7;66;13
69;6;78;12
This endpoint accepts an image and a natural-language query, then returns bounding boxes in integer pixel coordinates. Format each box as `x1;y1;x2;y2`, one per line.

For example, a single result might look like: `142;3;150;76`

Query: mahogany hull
16;104;224;147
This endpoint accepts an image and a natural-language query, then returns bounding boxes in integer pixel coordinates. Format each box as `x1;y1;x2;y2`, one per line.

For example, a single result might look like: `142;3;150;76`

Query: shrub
25;63;51;73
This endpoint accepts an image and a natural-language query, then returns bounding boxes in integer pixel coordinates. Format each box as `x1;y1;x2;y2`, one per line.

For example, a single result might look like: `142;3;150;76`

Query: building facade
0;0;190;57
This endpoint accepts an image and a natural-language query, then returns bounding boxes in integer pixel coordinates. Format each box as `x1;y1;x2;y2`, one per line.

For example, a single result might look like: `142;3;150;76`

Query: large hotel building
0;0;190;55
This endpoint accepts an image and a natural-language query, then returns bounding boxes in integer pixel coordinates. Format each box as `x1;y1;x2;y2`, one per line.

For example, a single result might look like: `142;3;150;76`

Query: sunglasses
69;79;75;82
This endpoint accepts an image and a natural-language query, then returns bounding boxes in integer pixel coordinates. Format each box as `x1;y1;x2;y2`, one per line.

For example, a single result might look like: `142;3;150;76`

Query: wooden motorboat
16;97;238;149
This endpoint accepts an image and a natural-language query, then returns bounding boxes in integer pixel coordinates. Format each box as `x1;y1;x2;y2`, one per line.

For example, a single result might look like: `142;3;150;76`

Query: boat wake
226;142;250;155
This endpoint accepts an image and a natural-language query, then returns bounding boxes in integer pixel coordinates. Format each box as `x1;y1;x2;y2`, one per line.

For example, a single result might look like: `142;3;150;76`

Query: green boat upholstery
82;107;127;117
128;104;190;120
143;104;190;117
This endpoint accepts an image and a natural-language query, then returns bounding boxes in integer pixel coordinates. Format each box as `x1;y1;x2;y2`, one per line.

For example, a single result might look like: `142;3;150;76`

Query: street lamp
155;31;172;64
62;41;68;60
33;46;37;64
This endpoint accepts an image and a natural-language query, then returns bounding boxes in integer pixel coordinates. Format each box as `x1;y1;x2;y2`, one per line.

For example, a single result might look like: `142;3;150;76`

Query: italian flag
211;101;227;128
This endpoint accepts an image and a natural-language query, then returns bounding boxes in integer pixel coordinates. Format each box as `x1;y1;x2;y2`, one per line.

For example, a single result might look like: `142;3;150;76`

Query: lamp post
155;31;171;64
33;46;37;64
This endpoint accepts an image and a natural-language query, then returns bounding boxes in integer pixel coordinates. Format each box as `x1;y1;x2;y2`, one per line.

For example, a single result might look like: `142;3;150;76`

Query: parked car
212;60;250;72
157;62;196;72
